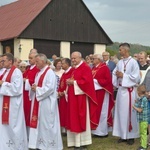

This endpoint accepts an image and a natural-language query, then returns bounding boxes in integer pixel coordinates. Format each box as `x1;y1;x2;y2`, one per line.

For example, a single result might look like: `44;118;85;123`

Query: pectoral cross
32;115;38;121
3;103;8;112
50;140;56;146
6;140;13;147
38;138;44;145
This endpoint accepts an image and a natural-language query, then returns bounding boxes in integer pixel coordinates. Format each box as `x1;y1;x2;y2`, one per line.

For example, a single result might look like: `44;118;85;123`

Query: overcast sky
1;0;150;46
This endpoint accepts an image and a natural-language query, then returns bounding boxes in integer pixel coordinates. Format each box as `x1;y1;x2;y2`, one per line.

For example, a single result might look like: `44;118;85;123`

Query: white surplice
0;68;28;150
28;66;63;150
92;91;109;136
112;56;140;139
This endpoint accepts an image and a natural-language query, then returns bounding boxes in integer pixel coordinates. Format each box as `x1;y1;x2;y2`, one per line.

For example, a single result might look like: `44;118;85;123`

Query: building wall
60;41;70;58
12;38;106;60
14;38;33;60
94;44;106;54
20;0;112;45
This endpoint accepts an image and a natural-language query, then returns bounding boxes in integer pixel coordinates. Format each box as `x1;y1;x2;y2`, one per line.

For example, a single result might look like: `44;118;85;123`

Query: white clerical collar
75;61;83;68
40;65;48;72
30;64;36;70
105;60;109;65
6;68;11;72
65;66;72;73
123;56;131;61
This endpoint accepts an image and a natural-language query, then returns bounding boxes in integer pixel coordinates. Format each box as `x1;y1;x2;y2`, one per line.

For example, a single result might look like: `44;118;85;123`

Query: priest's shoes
74;146;87;150
117;138;127;143
93;134;108;138
127;139;134;145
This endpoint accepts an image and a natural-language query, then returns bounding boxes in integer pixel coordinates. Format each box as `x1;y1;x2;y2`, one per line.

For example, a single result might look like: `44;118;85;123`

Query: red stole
30;67;50;128
1;66;16;124
92;63;114;126
128;87;133;132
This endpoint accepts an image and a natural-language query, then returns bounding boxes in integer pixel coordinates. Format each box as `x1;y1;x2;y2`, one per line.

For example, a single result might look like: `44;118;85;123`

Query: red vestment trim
2;66;16;124
128;87;133;132
92;63;114;126
30;67;50;128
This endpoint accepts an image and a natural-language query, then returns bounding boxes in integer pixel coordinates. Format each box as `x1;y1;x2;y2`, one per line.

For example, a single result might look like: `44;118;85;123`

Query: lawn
62;132;150;150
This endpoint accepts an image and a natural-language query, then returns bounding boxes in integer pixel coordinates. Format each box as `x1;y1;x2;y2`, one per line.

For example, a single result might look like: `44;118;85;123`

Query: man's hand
0;80;3;86
58;92;65;97
66;78;74;85
31;84;37;92
116;71;123;78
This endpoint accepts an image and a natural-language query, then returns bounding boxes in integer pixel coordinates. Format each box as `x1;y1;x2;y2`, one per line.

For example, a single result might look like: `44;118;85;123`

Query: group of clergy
0;42;144;150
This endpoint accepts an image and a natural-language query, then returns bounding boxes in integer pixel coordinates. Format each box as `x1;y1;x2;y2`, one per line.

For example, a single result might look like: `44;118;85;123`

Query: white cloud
83;0;150;46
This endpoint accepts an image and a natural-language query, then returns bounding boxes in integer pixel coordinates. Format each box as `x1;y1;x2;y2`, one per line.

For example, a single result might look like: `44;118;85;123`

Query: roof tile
0;0;51;41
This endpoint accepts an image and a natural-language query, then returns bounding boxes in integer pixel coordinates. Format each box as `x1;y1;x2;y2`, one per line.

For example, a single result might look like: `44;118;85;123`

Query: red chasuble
58;67;74;127
92;63;114;126
30;67;50;128
66;62;98;133
1;66;16;124
23;65;39;126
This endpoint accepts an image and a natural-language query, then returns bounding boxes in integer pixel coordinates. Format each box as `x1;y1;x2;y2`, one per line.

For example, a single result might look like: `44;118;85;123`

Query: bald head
30;48;38;54
71;51;82;66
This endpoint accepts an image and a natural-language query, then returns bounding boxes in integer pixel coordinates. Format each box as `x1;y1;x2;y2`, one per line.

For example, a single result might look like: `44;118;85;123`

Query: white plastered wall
60;41;70;58
94;44;106;54
14;38;34;60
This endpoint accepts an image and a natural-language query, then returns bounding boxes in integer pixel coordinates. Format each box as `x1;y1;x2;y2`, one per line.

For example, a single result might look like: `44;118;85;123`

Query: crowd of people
0;43;150;150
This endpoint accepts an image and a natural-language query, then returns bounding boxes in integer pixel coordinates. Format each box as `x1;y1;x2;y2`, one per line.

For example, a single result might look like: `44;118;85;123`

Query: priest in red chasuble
58;58;74;133
91;54;114;137
0;53;28;150
66;51;98;149
23;52;39;137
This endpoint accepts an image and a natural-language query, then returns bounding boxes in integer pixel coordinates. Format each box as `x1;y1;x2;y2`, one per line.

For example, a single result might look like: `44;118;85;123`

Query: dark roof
0;0;51;41
0;0;113;45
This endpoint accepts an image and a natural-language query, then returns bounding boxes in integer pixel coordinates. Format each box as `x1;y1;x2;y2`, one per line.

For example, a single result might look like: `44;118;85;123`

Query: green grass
62;132;150;150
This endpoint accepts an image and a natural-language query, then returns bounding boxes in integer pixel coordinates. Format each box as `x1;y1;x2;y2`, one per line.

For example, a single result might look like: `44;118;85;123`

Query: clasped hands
66;78;74;86
116;70;123;78
31;84;37;92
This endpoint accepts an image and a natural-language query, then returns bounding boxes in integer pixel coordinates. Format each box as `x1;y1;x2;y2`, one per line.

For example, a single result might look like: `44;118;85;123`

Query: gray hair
72;51;82;58
93;54;103;61
35;53;47;63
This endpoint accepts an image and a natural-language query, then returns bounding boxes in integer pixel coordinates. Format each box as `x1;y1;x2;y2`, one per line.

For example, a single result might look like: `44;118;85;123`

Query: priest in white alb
28;53;63;150
112;43;141;145
0;53;28;150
